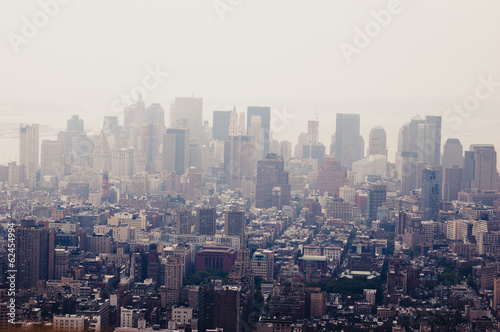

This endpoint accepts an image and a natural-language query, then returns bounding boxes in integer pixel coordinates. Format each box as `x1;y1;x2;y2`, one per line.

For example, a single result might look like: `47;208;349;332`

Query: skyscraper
462;150;475;190
196;206;216;236
224;206;245;236
247;106;270;155
333;113;362;170
93;132;112;172
161;256;183;305
397;115;441;166
170;97;203;142
442;138;463;168
307;120;319;146
67;115;84;135
176;208;194;234
367;126;387;156
213;285;241;332
163;128;190;175
41;140;65;180
421;166;442;221
367;183;387;221
19;123;39;187
16;220;55;290
442;166;462;202
185;167;202;202
255;154;291;209
213;110;232;141
470;144;497;191
315;158;349;196
112;147;135;179
494;276;500;312
224;135;256;189
248;116;265;159
399;151;418;195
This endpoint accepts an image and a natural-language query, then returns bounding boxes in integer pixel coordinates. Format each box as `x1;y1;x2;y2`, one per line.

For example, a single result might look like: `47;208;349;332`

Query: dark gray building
213;111;232;141
333;113;362;170
421;166;442;221
164;128;190;175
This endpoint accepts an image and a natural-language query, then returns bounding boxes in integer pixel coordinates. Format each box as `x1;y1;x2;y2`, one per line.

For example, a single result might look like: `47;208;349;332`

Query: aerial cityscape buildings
0;99;499;332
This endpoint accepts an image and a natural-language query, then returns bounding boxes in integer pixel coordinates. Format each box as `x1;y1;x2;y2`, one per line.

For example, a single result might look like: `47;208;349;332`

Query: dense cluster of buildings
0;97;499;331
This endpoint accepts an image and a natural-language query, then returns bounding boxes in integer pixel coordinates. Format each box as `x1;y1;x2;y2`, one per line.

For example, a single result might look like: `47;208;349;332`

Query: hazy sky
1;0;500;164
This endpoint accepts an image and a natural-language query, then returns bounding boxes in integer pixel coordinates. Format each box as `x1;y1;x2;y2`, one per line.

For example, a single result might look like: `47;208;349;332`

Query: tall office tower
421;166;442;221
124;95;146;145
214;286;241;332
308;120;319;146
54;248;70;280
213;110;232;140
255;154;291;209
101;171;111;202
140;124;155;170
161;256;183;305
7;162;25;186
186;167;202;202
368;126;387;156
112;147;135;179
19;123;39;187
196;206;216;235
330;134;336;156
315;158;349;196
303;144;326;165
176;208;194;234
494;276;500;312
295;132;308;159
470;144;497;191
352;154;387;184
397;115;441;166
144;103;165;168
41;140;64;180
462;150;475;190
93;132;112;172
442;138;463;168
123;97;165;158
224;135;256;189
224;206;245;236
16;220;55;290
442;166;463;201
424;116;442;165
247;106;270;155
230;107;240;136
367;183;387;221
399;152;418;195
189;139;202;171
238;111;246;135
67;115;84;134
170;97;203;142
249;116;265;159
163;128;190;175
280;140;292;159
333;113;362;170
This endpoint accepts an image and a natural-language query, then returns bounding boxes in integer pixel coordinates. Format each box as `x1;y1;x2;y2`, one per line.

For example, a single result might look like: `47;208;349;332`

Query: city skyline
2;1;500;331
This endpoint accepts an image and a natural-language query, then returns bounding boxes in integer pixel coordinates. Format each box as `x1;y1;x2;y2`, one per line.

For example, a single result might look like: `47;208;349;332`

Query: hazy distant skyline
1;0;500;164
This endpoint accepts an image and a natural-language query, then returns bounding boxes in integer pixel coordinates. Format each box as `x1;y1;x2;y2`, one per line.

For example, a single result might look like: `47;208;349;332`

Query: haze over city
1;1;500;332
